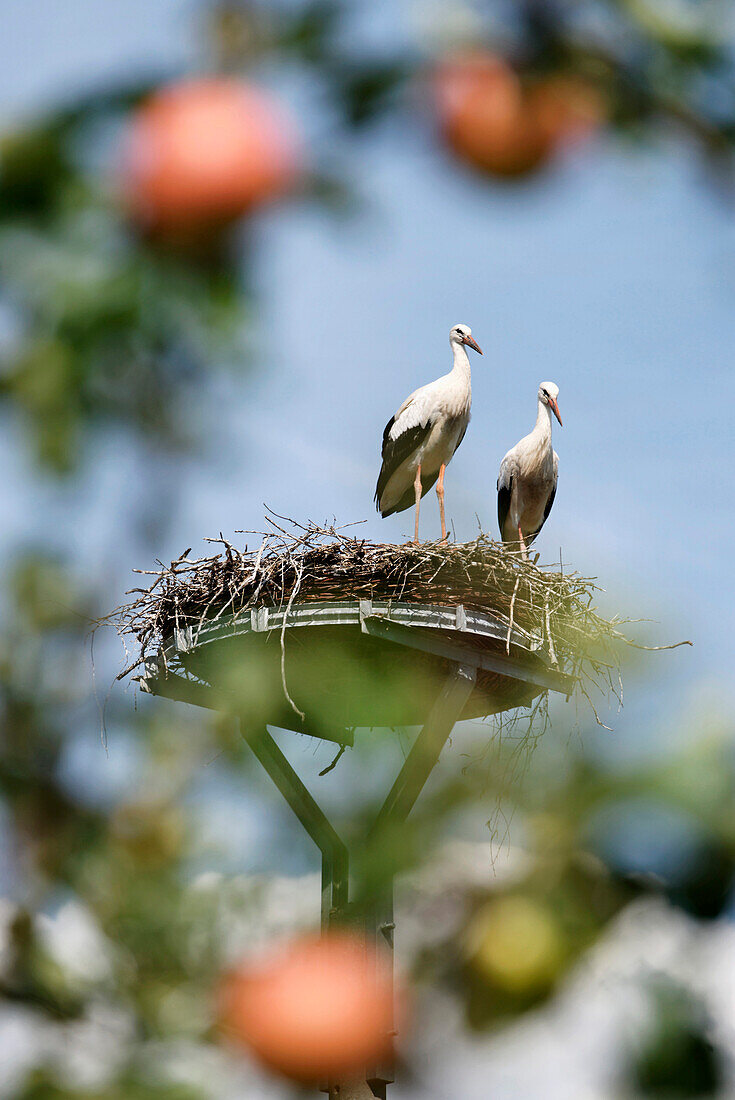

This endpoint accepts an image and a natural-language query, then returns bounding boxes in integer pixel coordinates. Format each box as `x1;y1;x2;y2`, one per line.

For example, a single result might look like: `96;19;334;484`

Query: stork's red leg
413;464;422;545
436;463;447;542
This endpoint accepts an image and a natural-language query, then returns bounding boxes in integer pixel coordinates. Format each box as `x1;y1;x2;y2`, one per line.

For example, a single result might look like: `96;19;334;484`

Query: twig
544;592;558;667
319;744;347;776
280;558;305;722
506;576;520;655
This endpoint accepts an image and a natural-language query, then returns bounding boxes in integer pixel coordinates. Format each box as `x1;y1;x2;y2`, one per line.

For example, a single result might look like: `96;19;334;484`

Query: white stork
497;381;562;559
375;324;482;543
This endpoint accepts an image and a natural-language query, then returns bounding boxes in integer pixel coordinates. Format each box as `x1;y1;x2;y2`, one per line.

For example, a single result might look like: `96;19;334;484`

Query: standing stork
497;381;562;559
375;323;482;543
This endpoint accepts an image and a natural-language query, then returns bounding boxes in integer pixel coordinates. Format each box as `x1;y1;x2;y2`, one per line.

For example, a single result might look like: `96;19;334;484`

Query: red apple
122;77;300;232
218;931;396;1084
433;52;603;179
433;51;521;126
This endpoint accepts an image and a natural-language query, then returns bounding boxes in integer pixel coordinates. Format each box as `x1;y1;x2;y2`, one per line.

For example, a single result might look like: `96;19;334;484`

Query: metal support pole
239;662;478;1099
329;1083;382;1100
371;662;478;834
364;661;477;1093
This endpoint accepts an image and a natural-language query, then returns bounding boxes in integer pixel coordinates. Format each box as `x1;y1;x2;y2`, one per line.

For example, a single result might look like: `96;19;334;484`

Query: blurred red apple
433;52;604;179
218;931;396;1083
433;51;552;179
433;50;521;126
122;77;300;233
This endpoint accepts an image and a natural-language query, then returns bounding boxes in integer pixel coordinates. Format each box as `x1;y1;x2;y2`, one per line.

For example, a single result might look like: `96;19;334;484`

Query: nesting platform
140;596;574;740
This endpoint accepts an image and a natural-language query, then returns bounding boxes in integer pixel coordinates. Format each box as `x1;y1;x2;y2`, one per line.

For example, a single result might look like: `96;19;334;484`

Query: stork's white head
450;323;483;355
539;381;562;426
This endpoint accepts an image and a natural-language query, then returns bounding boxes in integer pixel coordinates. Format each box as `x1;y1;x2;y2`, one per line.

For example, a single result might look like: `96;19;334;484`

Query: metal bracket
370;661;477;830
362;614;574;695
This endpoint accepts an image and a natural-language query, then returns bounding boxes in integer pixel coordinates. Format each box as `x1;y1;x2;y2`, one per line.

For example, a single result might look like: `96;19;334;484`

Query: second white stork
497;381;562;559
375;323;483;543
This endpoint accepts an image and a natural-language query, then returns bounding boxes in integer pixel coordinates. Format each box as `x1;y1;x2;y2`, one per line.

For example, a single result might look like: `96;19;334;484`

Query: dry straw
110;514;689;724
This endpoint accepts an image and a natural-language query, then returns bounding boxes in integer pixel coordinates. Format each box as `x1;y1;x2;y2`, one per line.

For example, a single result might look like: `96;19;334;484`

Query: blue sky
0;0;733;791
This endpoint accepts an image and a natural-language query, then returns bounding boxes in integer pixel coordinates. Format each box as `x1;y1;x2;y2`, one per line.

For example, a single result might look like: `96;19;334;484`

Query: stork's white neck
533;398;554;443
450;341;472;381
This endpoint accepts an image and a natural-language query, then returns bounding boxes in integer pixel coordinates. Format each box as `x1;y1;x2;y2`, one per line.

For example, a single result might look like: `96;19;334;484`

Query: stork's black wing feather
542;482;557;526
381;414;395;455
375;416;433;514
526;482;557;546
497;478;512;540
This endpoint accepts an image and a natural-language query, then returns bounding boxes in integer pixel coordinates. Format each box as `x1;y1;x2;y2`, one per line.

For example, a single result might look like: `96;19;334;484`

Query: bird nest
110;516;683;724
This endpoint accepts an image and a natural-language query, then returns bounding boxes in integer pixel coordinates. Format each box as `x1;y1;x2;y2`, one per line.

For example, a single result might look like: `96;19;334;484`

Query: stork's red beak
548;398;562;426
463;334;483;355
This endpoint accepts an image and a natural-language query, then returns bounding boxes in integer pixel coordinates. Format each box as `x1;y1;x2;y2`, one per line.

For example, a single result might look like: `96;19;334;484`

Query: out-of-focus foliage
626;983;724;1097
397;725;735;1039
1;2;734;1098
0;99;246;471
17;1077;204;1100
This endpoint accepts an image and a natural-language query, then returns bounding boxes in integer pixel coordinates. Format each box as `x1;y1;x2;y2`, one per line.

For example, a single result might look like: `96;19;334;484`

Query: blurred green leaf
627;983;724;1098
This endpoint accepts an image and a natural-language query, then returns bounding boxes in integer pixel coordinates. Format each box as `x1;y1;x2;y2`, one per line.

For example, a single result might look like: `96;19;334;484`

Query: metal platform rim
140;597;575;719
166;596;547;661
